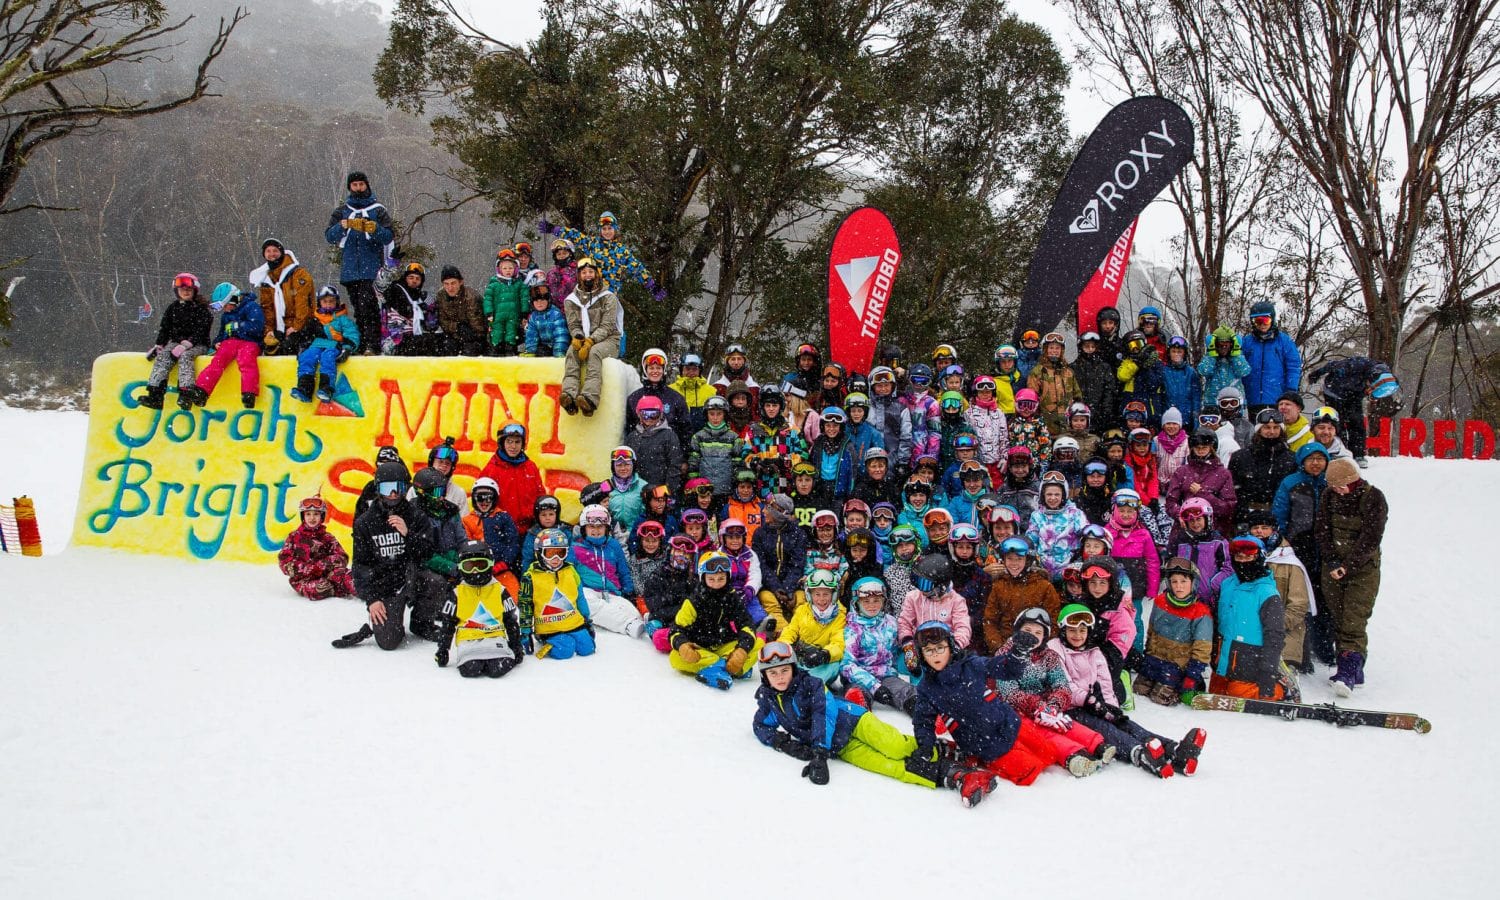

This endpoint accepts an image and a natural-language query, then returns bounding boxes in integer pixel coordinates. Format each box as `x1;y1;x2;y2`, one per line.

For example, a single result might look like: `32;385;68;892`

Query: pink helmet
1015;388;1039;405
635;394;664;416
1178;497;1214;524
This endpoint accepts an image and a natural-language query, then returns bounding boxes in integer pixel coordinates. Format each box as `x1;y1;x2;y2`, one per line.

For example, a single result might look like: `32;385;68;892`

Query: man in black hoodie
334;460;434;650
1227;410;1297;529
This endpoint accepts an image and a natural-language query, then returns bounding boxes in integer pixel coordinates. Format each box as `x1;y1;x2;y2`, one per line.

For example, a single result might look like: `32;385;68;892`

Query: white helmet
580;504;612;526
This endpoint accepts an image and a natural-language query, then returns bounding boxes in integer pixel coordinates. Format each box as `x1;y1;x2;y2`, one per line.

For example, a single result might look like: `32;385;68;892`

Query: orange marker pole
14;497;42;557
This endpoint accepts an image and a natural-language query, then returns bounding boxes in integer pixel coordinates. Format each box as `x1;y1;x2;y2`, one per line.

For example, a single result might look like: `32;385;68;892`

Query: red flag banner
1077;218;1137;332
828;207;901;374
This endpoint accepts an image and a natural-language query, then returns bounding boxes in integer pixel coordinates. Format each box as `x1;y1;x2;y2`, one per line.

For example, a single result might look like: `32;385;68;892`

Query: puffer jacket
965;402;1008;465
325;191;395;282
1047;637;1118;709
569;533;636;596
1213;566;1285;688
278;524;350;591
1141;592;1214;688
626;421;684;494
1167;529;1233;600
643;563;697;625
781;598;847;661
546;261;577;313
1026;503;1090;579
896;588;972;649
1241;327;1303;407
213;296;266;346
1198;351;1250;403
688;423;742;496
1316;479;1387;572
1106;511;1160;601
752;519;807;596
1272;443;1329;541
1080;575;1137;658
992;366;1024;414
1228;435;1297;517
482;273;529;343
900;391;942;460
1160;359;1202;422
913;651;1027;761
841;609;903;692
992;638;1073;717
982;568;1061;654
1117;351;1169;422
1026;359;1080;434
1008;416;1052;464
670;583;757;651
754;668;864;754
1164;452;1237;524
1071;351;1118;428
477;437;545;532
870;392;913;468
154;297;213;348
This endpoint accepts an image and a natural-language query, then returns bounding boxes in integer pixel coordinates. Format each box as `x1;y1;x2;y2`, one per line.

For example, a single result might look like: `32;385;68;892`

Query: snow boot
1352;651;1366;686
696;659;733;690
933;760;998;808
331;624;373;649
137;384;166;409
185;385;208;407
289;374;316;403
1131;738;1175;779
1065;753;1100;778
957;767;999;808
175;388;196;411
316;374;335;402
844;686;869;709
576;395;596;416
1169;728;1207;776
1329;651;1357;697
559;393;577;415
241;392;257;409
1150;681;1181;707
1355;456;1369;469
1092;743;1117;765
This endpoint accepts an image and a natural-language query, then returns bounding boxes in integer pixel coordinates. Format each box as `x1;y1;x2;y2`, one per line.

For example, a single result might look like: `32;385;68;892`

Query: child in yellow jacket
780;568;847;684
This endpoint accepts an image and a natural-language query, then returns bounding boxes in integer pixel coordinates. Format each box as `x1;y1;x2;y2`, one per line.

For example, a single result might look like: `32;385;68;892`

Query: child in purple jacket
1166;497;1233;601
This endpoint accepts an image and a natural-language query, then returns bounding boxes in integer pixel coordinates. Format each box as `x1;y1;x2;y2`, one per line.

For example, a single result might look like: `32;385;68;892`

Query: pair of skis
1190;693;1431;734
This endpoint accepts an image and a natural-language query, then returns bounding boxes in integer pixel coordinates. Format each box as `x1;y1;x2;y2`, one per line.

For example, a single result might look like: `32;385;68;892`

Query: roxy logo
835;248;901;339
1069;119;1179;235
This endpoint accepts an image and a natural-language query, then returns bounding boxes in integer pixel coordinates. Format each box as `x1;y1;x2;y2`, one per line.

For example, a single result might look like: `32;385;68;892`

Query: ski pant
1069;710;1159;758
562;339;619;406
289;568;354;600
296;343;339;380
1282;578;1310;667
583;588;646;638
459;657;517;678
978;717;1085;786
670;637;763;676
1209;673;1285;700
538;627;596;660
1322;561;1380;656
1331;395;1367;458
835;713;935;788
147;345;205;390
353;563;414;651
490;315;519;353
343;279;379;354
196;338;261;396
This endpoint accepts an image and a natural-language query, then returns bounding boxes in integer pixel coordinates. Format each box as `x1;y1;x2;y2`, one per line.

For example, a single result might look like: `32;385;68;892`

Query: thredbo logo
1069;120;1179;235
835;248;902;339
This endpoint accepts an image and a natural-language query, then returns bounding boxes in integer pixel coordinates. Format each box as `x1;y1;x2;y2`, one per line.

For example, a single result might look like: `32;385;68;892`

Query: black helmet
759;385;783;407
457;540;495;586
1161;556;1201;581
1012;606;1053;641
534;495;561;516
1123;329;1149;355
373;460;408;485
413;466;447;499
1188;427;1219;450
1097;307;1121;324
912;553;952;593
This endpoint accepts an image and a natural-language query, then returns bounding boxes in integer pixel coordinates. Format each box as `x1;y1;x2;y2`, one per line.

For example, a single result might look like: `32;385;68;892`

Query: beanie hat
347;171;369;189
375;446;402;465
1326;457;1361;488
441;265;463;281
1277;390;1304;410
768;493;795;516
261;237;284;253
1161;407;1183;426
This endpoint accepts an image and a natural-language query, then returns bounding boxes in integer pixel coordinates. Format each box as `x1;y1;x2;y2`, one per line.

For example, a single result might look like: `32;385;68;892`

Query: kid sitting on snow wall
753;640;983;802
194;282;266;410
434;541;525;678
138;273;213;411
291;286;360;403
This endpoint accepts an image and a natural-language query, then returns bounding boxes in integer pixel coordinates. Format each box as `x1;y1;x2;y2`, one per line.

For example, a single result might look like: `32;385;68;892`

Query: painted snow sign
73;354;628;561
828;207;901;374
1367;417;1500;459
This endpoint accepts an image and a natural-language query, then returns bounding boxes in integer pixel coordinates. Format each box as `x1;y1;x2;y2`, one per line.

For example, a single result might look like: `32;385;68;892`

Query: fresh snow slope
0;405;87;550
0;407;1491;898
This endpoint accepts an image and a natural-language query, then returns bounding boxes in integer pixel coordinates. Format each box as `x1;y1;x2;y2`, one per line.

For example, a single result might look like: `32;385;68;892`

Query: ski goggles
376;481;407;497
854;582;886;599
871;510;896;523
173;273;199;290
1081;564;1114;581
457;556;493;575
1218;396;1243;410
540;547;569;566
1230;538;1263;556
1014;399;1038;412
432;446;459;464
699;555;733;575
912;574;937;593
1312;406;1340;424
759;641;795;667
681;509;709;523
1113;496;1141;509
642;352;668;367
1250;314;1273;327
1255;408;1283;425
1197;413;1222;428
1060;609;1096;629
611;448;636;464
1043;332;1065;345
908;374;931;386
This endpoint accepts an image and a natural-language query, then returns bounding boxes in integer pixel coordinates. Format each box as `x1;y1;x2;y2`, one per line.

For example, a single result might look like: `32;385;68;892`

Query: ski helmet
173;272;201;291
1013;606;1053;641
851;576;886;604
758;640;797;672
697;550;732;578
806;567;840;593
413;466;447;503
907;363;934;386
534;495;561;518
1178;496;1213;525
999;536;1031;558
457;540;496;586
536;528;571;570
911;553;952;594
580;504;612;528
471;476;500;511
1161;556;1202;582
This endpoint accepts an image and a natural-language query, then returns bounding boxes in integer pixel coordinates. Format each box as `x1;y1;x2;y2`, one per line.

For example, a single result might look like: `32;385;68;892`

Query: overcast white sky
369;0;1185;257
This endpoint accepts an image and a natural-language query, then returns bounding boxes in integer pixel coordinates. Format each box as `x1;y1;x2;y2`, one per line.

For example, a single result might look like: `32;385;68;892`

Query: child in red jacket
477;421;545;533
278;497;355;599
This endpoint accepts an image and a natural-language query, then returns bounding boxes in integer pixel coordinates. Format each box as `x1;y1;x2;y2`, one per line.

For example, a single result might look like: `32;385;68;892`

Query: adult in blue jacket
1240;301;1302;412
324;171;395;354
1160;335;1202;422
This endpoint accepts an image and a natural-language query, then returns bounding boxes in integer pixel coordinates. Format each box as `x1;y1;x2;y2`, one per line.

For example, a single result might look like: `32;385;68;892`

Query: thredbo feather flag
828;207;901;374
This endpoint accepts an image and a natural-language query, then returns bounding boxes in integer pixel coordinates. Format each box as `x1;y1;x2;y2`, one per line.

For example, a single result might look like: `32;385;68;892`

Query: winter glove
1231;334;1243;356
537;217;557;236
903;643;920;672
147;345;163;360
435;645;450;667
773;732;816;762
1010;630;1041;658
354;218;377;234
337;346;353;363
725;646;750;677
1086;683;1126;724
569;337;583;356
578;338;593;361
1124;647;1145;673
794;640;830;668
645;277;667;302
340;218;358;230
801;751;830;786
1036;702;1072;732
1183;660;1208;692
872;685;896;708
677;642;701;664
495;656;519;676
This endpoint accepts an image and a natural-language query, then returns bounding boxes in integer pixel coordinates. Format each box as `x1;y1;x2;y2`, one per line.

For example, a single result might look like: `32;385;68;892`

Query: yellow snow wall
73;353;631;562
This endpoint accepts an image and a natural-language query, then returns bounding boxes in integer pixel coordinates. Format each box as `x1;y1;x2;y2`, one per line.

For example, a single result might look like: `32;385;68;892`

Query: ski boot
558;393;578;415
1131;738;1174;778
316;374;335;402
136;384;166;409
1150;681;1181;707
696;659;733;690
576;395;596;416
1355;456;1369;469
241;392;257;410
289;374;316;403
953;767;999;808
1168;728;1206;776
1330;651;1358;698
331;624;373;649
1065;753;1100;777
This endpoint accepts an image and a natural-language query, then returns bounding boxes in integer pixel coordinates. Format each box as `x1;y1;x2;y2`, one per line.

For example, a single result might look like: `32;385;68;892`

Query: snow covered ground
0;406;1491;897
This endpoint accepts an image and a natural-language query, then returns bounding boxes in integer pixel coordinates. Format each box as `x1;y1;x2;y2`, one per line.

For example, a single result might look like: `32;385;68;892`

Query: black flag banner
1015;96;1194;338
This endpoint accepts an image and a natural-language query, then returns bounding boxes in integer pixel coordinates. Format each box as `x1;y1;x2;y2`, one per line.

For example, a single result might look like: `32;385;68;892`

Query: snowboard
1190;693;1431;734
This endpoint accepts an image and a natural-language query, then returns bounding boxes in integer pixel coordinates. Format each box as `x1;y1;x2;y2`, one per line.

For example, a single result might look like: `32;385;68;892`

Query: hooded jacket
1241;323;1303;407
351;496;435;600
1048;636;1118;709
325;189;395;282
841;608;903;692
570;531;636;596
753;667;864;753
625;420;685;493
477;429;545;532
751;514;808;596
1228;434;1297;514
154;296;213;348
981;567;1061;654
1106;509;1160;600
671;582;757;651
913;650;1027;761
1272;443;1330;541
1164;451;1238;524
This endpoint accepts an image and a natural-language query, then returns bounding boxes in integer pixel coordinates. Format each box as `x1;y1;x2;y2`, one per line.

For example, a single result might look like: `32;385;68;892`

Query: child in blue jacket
292;286;360;402
569;504;646;638
753;641;978;802
194;284;266;409
522;280;568;357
